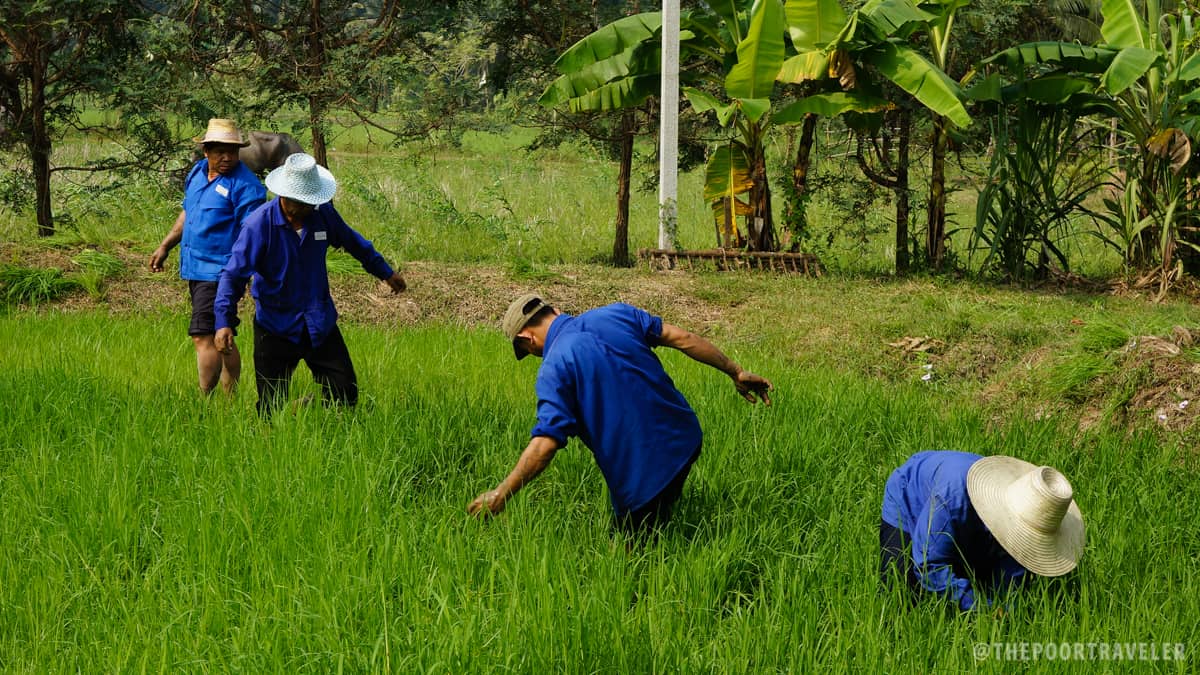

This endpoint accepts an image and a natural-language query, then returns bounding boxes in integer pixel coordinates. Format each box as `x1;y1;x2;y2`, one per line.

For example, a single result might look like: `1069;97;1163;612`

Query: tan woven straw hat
193;118;250;147
501;293;548;360
966;456;1085;577
265;153;337;206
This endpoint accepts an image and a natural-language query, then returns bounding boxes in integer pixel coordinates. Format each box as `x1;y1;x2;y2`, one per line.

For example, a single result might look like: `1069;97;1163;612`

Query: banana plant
539;0;973;254
972;0;1200;294
774;0;973;272
682;0;787;251
540;1;787;251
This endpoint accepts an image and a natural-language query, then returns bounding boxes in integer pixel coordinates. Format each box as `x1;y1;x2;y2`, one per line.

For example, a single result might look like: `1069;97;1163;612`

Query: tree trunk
926;114;947;269
895;108;911;276
613;111;634;267
307;0;328;168
30;50;53;237
786;113;818;252
748;125;777;251
309;97;328;168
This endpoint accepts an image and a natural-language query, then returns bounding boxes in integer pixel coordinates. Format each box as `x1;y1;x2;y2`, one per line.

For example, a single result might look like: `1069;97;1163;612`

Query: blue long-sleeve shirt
531;304;702;516
214;198;394;347
881;450;1027;610
179;160;266;281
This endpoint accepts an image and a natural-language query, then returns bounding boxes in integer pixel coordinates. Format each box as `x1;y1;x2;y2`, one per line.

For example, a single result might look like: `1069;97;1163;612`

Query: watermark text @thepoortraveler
974;642;1186;662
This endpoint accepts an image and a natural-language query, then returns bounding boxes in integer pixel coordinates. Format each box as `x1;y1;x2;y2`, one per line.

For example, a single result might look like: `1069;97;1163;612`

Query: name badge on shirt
214;184;229;198
314;231;327;241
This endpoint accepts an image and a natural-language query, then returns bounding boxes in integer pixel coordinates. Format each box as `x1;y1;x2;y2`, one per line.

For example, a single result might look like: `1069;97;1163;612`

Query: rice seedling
0;264;80;307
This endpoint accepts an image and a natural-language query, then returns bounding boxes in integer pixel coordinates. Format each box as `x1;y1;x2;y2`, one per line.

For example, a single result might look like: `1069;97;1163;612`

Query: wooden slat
637;249;822;276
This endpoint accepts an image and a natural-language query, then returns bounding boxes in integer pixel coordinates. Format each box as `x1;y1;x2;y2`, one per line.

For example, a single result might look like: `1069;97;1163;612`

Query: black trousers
614;447;701;536
253;322;358;416
879;519;924;598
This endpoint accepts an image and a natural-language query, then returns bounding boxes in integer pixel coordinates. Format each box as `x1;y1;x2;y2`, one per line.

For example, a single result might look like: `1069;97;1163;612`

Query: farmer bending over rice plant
880;450;1086;611
468;294;773;536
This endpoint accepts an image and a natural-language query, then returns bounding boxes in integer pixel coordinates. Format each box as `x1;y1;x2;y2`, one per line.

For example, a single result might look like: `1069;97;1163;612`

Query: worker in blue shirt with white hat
880;450;1086;610
468;295;773;535
213;153;406;416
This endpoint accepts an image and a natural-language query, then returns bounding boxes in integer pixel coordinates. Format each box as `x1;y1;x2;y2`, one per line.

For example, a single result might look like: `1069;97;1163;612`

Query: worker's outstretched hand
734;371;773;405
468;489;506;518
384;272;406;294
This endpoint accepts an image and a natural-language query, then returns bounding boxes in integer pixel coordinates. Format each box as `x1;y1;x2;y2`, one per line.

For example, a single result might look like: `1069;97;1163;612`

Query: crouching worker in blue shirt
880;450;1085;611
468;295;773;535
213;153;406;416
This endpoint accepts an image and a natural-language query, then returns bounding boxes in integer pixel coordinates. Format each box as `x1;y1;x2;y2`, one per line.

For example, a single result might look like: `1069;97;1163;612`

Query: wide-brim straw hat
193;118;250;147
966;455;1085;577
265;153;337;206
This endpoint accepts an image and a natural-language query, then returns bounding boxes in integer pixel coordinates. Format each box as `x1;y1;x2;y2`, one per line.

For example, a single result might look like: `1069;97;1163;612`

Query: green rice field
0;308;1196;672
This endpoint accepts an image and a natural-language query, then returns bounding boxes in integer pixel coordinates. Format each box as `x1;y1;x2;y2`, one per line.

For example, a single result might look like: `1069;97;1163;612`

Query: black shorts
187;280;234;336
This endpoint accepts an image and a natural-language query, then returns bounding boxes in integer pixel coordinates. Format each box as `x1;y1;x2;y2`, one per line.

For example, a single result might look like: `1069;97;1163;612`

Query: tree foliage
0;0;171;235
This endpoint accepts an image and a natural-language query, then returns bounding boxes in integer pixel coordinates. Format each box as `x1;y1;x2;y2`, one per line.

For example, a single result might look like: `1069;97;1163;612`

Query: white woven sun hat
265;153;337;206
966;456;1085;577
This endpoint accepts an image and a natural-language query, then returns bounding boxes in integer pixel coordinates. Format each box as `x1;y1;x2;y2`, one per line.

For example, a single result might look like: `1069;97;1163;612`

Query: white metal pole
658;0;680;250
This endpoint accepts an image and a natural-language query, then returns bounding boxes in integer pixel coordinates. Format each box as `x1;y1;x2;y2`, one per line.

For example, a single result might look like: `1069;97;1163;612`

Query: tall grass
0;313;1196;671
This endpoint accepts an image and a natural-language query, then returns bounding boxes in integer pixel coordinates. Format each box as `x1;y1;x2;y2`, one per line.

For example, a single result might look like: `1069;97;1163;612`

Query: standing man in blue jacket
150;119;266;395
468;294;773;535
212;153;406;416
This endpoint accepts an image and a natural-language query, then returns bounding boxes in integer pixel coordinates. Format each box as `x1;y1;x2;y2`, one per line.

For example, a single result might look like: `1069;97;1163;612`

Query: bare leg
193;335;224;395
219;341;241;395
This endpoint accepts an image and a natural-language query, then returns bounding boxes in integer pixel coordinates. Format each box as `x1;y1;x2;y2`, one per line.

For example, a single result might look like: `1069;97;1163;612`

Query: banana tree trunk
787;113;818;251
613;111;634;266
926;114;947;269
895;108;911;275
748;124;777;251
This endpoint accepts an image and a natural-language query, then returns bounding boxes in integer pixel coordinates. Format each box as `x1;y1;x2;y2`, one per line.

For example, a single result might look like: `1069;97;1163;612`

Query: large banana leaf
777;50;831;83
739;97;772;123
1178;52;1200;82
865;42;970;127
967;71;1099;105
725;0;786;100
859;0;936;42
1100;47;1159;94
1100;0;1150;49
683;87;740;126
1020;75;1098;105
981;42;1117;74
703;143;754;204
552;13;661;74
784;0;846;50
964;72;1004;103
707;0;755;44
540;43;662;107
773;91;891;122
561;75;662;113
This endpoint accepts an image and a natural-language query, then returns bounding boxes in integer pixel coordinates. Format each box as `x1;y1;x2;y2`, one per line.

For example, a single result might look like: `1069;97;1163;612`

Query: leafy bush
970;102;1109;282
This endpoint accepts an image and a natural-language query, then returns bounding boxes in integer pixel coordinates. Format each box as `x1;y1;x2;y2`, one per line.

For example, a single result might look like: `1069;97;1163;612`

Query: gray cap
501;293;548;360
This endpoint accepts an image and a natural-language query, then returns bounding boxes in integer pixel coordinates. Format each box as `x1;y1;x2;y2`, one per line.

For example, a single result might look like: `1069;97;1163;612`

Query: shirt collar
265;197;292;229
541;313;572;358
